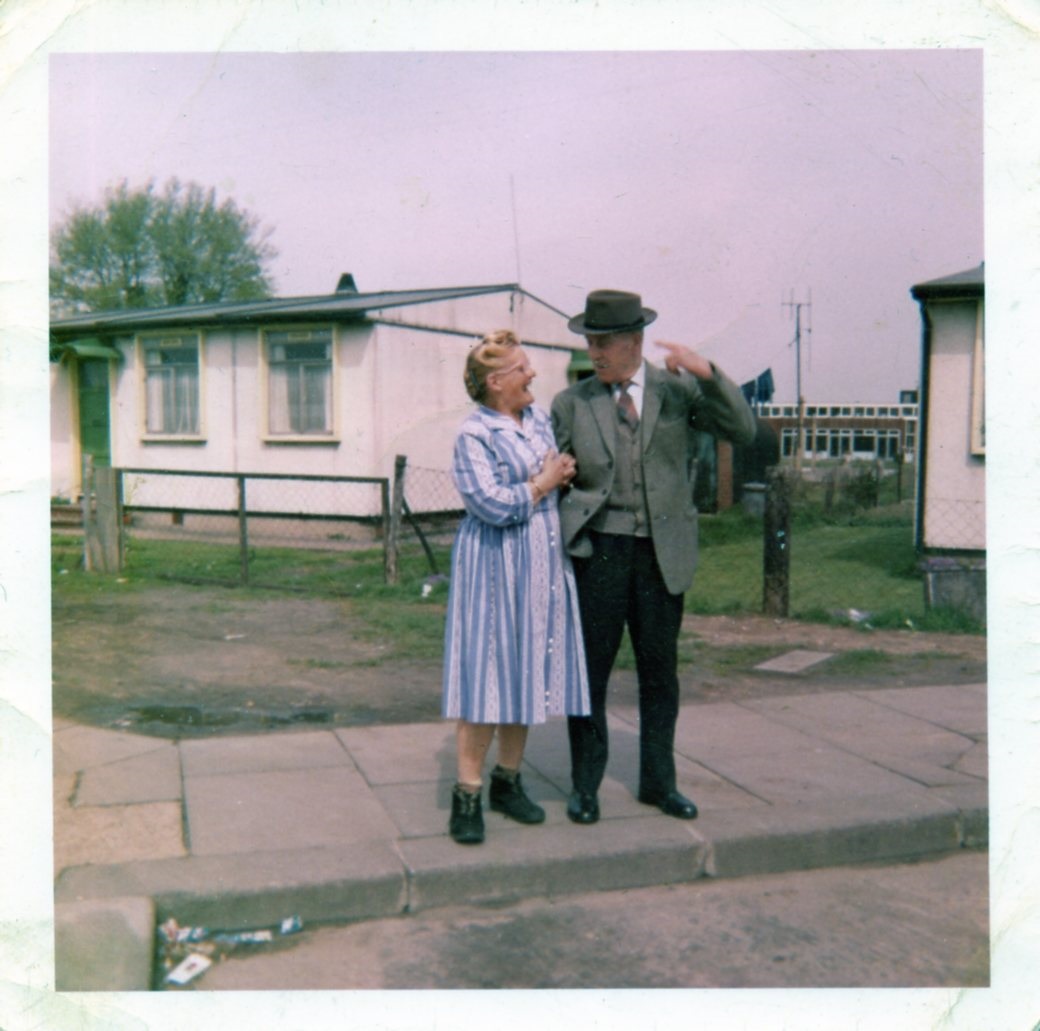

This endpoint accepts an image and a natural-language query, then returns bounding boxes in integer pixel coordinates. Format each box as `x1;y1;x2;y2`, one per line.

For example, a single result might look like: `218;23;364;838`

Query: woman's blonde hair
464;329;520;403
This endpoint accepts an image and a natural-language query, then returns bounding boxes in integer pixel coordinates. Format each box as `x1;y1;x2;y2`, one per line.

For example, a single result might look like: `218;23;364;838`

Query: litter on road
158;915;304;988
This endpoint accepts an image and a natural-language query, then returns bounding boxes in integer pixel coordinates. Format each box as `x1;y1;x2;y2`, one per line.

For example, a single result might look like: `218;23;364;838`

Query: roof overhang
910;263;984;303
49;337;123;363
48;283;524;338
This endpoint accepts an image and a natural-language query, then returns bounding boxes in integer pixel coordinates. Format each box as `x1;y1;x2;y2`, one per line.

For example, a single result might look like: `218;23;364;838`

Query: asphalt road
177;849;988;992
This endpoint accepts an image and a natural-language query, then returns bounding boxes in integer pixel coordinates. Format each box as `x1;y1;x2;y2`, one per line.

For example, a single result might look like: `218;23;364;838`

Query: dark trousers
568;532;684;798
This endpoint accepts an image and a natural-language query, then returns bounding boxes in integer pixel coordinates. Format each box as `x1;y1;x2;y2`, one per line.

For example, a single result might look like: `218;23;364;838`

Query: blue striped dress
442;404;591;724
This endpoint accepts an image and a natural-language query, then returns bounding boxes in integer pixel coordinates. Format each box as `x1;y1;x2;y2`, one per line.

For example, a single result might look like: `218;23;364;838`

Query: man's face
586;331;643;385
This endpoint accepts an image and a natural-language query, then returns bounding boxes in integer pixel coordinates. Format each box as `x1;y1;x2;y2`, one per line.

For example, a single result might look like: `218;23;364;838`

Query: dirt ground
52;582;987;739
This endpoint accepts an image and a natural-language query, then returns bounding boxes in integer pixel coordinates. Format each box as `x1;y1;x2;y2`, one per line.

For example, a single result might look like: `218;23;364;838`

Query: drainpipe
230;330;240;474
912;300;932;553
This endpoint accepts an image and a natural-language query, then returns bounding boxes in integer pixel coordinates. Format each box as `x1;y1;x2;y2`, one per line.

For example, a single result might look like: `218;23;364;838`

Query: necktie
616;380;638;430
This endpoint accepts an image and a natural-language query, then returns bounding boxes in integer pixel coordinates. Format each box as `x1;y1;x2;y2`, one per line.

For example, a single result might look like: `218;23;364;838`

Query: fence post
115;468;126;569
237;475;249;585
385;454;407;585
81;454;95;571
81;457;121;573
763;466;790;617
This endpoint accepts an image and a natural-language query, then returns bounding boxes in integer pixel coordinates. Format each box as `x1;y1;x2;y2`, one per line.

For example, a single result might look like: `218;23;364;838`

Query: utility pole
782;290;812;473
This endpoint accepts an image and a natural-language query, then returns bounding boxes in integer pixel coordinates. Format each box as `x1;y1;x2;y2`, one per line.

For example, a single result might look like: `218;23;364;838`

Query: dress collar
478;404;533;433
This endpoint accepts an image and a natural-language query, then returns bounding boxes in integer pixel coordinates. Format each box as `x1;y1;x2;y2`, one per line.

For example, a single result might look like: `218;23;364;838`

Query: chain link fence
728;455;936;628
54;448;981;629
118;467;393;592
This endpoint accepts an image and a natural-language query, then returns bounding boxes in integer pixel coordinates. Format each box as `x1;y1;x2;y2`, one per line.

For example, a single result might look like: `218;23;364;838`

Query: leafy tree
50;178;277;314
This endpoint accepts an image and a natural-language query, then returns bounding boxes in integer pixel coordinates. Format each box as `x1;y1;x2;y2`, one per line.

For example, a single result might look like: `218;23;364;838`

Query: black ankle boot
489;765;546;824
449;784;485;844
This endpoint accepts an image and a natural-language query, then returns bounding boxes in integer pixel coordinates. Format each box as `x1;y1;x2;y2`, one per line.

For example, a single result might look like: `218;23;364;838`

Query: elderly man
551;289;756;824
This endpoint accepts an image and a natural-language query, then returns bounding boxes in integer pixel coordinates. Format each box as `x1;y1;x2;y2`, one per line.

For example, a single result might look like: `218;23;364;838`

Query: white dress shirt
613;361;646;419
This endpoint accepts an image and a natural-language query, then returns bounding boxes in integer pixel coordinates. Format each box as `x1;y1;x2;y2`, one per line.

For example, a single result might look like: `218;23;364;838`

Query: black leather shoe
638;789;698;820
567;790;600;824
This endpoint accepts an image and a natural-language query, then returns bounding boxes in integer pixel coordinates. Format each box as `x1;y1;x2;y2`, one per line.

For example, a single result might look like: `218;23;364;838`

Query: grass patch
686;505;957;632
52;488;981;675
286;658;350;671
823;649;893;675
612;636;779;674
695;642;780;671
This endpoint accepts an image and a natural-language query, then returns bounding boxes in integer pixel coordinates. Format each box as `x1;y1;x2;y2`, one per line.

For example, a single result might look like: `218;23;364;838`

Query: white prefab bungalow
50;276;584;517
909;262;986;621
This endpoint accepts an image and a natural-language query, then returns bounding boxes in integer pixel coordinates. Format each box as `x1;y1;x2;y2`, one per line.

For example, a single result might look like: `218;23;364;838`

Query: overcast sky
49;48;982;404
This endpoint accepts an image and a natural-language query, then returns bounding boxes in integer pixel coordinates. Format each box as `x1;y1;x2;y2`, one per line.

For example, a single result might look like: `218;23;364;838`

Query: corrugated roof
910;262;984;301
50;282;521;338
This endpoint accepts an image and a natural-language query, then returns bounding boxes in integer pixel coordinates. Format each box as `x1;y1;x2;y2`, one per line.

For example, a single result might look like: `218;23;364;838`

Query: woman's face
488;349;536;415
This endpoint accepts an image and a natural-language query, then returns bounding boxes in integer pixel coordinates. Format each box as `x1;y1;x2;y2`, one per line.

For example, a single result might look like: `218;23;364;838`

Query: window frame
138;332;205;442
261;324;339;443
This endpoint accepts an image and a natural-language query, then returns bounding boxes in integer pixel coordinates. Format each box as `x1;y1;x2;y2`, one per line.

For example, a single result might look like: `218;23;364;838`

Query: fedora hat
567;289;657;335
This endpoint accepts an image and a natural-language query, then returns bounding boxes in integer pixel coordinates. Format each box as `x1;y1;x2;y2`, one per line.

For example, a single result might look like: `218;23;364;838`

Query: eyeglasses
492;361;532;379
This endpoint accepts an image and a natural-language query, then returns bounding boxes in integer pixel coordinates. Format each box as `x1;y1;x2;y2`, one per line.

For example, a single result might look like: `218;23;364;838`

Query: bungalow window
143;336;200;435
266;328;333;435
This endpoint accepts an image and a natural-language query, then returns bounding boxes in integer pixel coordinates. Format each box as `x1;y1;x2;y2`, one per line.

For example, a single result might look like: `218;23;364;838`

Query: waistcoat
588;409;651;537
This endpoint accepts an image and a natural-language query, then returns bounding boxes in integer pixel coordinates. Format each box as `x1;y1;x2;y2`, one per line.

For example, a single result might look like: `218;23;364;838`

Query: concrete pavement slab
513;716;579;783
375;767;567;839
401;817;708;913
697;743;928;805
864;751;983;788
607;709;771;812
184;766;398;856
55;799;187;871
671;702;826;760
753;649;834;674
520;720;709;819
179;728;352;777
518;712;760;814
334;721;455;785
76;743;182;805
56;843;408;930
742;692;977;766
857;683;987;736
53;723;168;776
953;738;987;779
55;896;155;990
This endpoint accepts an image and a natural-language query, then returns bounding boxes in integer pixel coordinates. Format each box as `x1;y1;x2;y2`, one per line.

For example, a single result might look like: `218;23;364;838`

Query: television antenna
510;174;523;286
782;289;812;470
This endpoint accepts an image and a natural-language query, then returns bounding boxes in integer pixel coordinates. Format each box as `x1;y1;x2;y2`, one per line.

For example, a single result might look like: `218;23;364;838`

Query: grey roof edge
50;283;524;337
515;287;572;321
910;262;984;301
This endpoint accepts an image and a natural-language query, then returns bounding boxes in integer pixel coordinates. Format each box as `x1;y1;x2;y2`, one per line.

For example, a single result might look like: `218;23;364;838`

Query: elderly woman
442;330;591;844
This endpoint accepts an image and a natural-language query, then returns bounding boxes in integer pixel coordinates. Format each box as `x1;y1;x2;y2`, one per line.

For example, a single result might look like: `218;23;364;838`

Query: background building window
266;328;333;435
143;336;200;434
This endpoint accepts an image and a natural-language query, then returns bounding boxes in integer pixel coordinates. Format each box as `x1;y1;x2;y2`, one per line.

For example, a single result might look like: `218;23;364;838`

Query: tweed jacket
551;361;756;595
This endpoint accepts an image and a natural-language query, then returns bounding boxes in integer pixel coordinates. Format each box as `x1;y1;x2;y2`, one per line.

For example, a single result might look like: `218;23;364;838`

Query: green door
77;358;111;468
